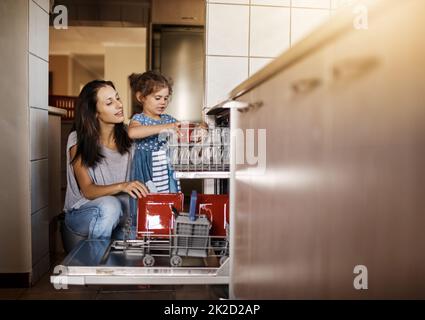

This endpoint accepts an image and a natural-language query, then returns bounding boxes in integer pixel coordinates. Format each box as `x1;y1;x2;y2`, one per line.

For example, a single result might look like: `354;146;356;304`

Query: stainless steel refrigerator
151;26;206;199
152;26;204;123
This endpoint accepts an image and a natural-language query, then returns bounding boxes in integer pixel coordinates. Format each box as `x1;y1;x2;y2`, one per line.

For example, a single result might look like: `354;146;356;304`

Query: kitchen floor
0;254;229;300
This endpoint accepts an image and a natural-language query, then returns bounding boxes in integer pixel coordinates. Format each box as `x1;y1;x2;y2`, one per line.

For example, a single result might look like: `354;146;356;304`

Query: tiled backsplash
1;0;50;283
205;0;344;109
29;0;50;283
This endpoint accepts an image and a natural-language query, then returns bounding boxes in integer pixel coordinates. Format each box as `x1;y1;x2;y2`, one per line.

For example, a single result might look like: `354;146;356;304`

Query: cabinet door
231;46;331;299
152;0;205;26
323;0;425;298
231;0;425;299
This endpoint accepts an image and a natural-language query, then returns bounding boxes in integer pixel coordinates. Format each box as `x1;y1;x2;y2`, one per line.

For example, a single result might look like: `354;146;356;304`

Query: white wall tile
291;8;330;45
207;4;249;56
29;55;48;109
29;0;49;60
250;6;290;57
31;207;49;265
251;0;290;6
249;57;274;76
331;0;353;10
31;159;48;213
208;0;249;4
292;0;331;8
206;56;248;108
33;0;50;12
204;1;334;108
30;108;48;160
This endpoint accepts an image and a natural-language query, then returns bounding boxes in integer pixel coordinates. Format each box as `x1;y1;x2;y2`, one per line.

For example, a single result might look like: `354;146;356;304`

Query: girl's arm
70;145;148;199
128;120;180;139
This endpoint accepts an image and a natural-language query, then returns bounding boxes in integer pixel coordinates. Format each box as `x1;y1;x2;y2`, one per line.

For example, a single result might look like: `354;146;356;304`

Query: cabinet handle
181;16;196;20
291;78;322;94
332;56;380;81
223;101;263;113
238;101;263;113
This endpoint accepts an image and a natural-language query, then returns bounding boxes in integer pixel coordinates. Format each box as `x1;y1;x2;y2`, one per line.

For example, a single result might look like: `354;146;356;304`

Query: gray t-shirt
63;131;133;213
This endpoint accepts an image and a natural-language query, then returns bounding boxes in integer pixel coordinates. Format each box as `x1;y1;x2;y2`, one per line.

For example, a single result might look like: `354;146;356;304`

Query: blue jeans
65;196;124;240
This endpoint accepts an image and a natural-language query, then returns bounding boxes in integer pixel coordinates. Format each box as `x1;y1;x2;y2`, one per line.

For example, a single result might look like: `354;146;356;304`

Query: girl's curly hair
129;71;173;106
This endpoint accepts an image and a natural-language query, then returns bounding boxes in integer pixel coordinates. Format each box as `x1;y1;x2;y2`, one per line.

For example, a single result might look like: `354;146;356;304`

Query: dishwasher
51;118;231;288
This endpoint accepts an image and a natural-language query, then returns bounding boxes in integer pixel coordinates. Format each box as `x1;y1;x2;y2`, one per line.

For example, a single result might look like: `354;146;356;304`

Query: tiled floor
0;254;229;300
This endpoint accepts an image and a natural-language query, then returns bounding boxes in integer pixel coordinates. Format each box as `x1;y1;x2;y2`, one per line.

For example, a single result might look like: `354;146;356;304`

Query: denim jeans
65;196;124;240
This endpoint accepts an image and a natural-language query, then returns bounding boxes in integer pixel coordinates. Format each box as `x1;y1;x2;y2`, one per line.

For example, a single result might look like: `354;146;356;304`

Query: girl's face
138;87;170;118
96;85;124;125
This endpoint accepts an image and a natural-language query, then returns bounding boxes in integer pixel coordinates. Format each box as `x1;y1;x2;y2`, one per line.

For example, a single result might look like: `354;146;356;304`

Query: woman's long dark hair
71;80;132;168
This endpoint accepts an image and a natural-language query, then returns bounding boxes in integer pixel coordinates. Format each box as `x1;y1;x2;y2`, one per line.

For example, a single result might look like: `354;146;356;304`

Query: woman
63;80;148;240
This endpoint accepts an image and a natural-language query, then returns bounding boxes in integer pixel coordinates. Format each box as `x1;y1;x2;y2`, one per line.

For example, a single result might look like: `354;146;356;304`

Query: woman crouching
63;80;148;240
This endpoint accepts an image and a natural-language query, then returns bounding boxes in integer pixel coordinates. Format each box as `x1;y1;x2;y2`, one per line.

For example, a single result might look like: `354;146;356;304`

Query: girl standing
128;71;181;193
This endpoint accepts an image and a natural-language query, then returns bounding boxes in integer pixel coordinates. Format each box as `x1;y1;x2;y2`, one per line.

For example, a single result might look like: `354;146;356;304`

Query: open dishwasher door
51;239;229;288
51;194;230;287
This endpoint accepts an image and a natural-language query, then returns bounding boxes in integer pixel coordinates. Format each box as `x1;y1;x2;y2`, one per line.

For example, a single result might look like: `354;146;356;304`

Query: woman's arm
128;120;180;139
70;145;148;199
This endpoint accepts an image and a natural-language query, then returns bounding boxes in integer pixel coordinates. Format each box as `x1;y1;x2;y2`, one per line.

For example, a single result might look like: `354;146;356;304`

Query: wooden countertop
48;106;67;117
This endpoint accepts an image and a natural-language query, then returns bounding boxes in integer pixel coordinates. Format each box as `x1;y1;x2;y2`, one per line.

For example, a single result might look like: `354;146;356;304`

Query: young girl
128;71;181;193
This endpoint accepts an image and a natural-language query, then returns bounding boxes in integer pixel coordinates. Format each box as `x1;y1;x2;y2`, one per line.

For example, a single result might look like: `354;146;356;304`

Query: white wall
0;0;32;276
49;54;104;96
71;58;102;96
0;0;49;283
49;55;72;96
105;45;146;120
205;0;345;109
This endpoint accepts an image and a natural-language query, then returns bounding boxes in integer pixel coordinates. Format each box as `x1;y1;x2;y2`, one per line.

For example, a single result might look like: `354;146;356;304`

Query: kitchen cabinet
226;0;425;299
48;107;67;255
152;0;205;26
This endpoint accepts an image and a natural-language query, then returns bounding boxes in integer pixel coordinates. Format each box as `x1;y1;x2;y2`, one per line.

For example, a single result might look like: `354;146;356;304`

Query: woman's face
96;85;124;124
139;87;170;118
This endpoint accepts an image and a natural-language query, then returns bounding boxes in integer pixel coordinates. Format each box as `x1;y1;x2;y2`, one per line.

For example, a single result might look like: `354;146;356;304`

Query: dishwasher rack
167;124;230;172
112;193;230;268
51;194;230;287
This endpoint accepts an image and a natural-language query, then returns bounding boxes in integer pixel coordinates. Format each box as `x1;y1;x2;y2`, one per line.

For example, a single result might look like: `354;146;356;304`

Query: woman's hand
121;180;149;199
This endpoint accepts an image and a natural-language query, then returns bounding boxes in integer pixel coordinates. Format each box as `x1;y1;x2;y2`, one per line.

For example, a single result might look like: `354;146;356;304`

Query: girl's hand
166;122;182;136
192;123;209;143
121;181;149;199
197;122;209;130
166;122;180;130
